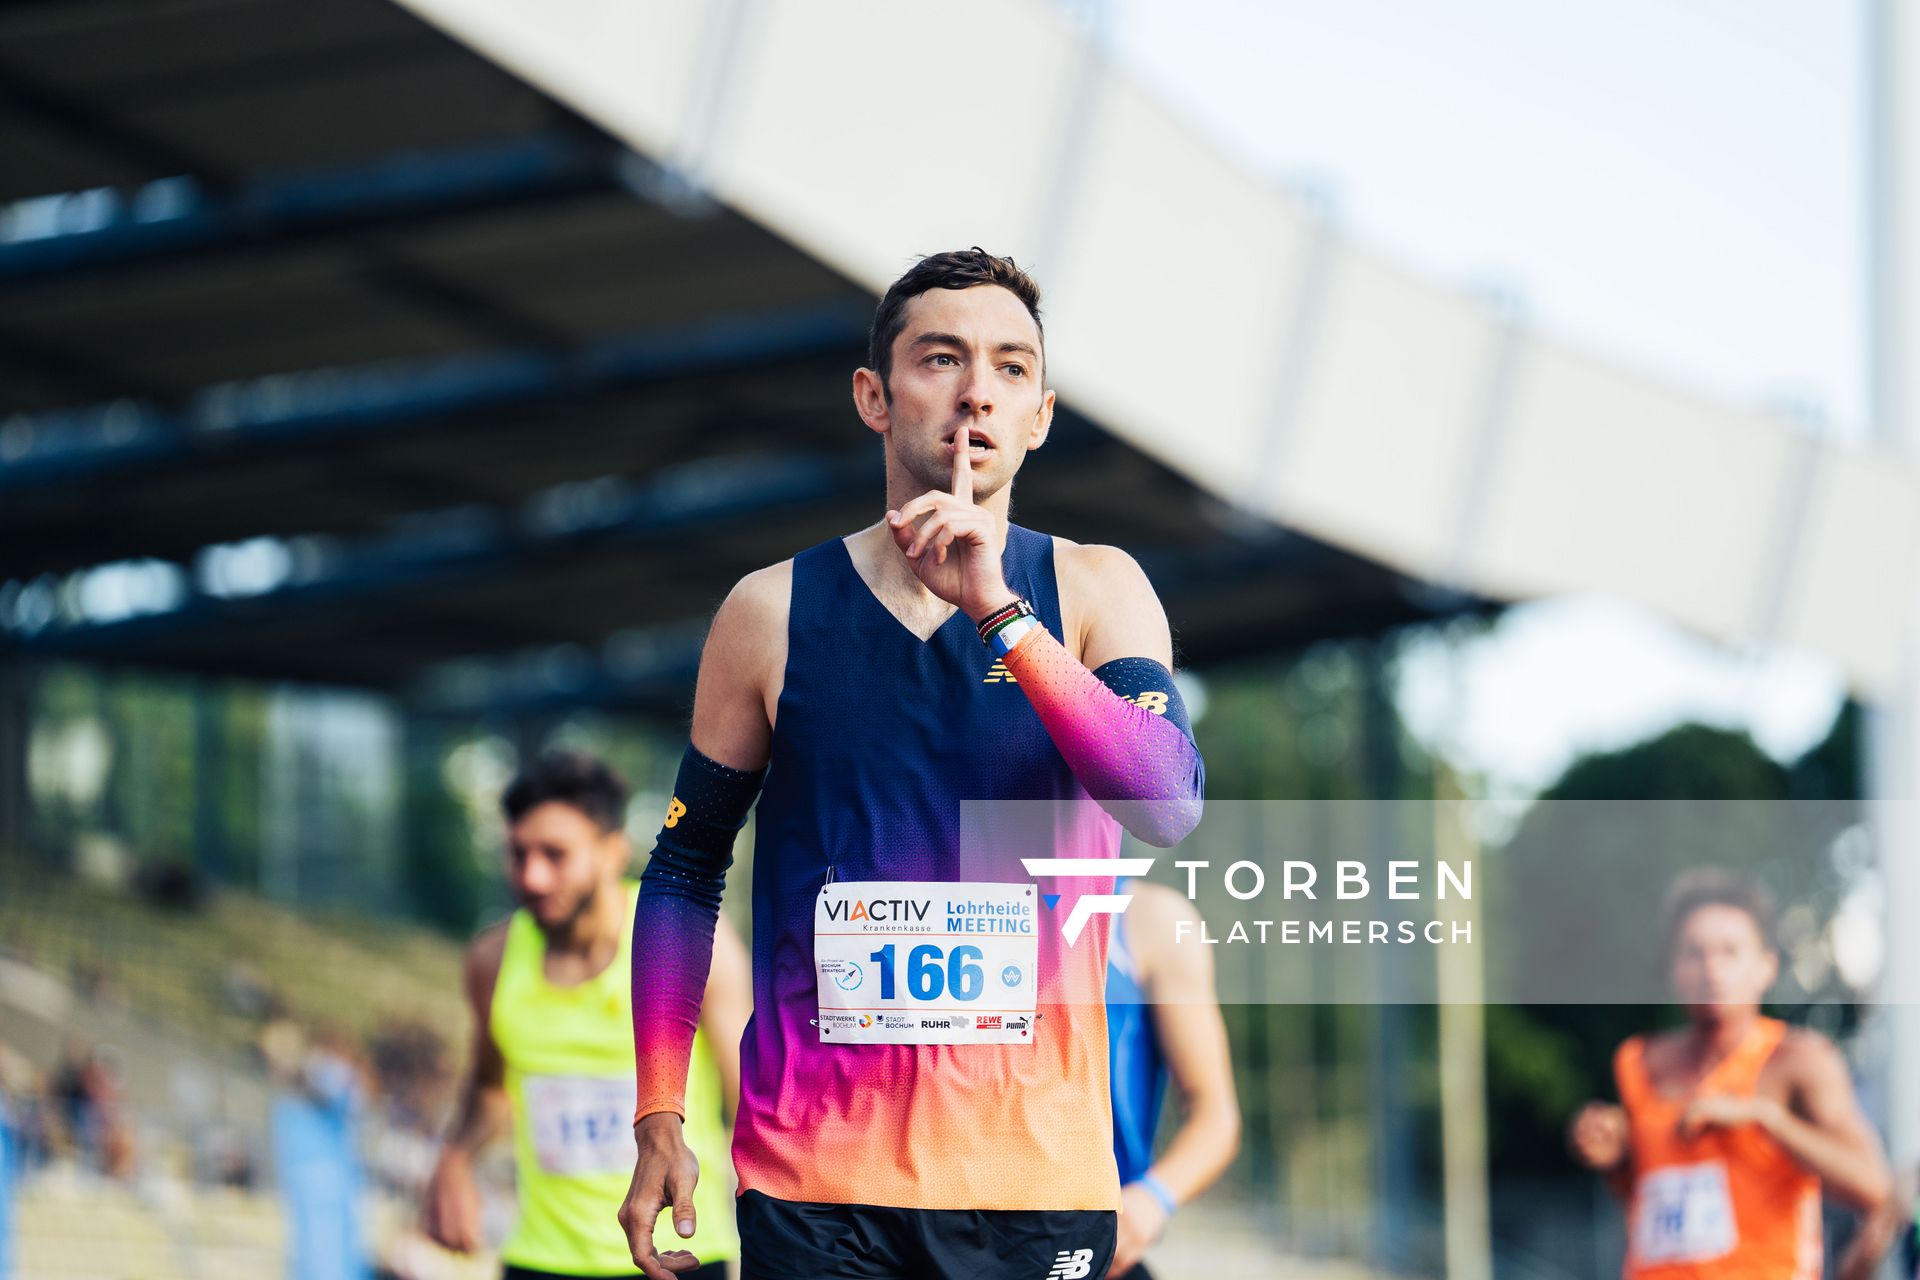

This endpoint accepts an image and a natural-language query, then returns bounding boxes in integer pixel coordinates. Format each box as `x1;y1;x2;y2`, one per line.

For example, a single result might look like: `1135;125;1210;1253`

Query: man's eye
1003;364;1027;378
928;353;957;367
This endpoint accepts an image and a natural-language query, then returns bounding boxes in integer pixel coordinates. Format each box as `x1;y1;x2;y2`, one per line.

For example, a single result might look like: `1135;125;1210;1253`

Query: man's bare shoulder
1057;542;1167;618
704;560;794;662
720;560;794;628
1052;538;1152;588
1052;538;1171;668
1769;1025;1848;1083
689;559;796;766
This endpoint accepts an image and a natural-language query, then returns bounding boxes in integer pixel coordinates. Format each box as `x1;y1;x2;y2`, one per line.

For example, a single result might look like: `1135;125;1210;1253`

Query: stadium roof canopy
391;0;1920;703
0;0;1473;720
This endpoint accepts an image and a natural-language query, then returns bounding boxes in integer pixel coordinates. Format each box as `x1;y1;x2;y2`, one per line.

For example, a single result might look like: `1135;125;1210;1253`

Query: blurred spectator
51;1038;135;1178
264;1017;372;1280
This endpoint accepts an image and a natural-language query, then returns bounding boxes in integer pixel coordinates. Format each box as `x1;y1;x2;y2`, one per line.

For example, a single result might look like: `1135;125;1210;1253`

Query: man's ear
604;829;634;873
1026;387;1056;452
852;367;891;437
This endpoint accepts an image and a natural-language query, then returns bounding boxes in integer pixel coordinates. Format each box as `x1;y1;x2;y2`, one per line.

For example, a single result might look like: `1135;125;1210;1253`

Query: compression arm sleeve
1001;627;1205;847
632;745;765;1123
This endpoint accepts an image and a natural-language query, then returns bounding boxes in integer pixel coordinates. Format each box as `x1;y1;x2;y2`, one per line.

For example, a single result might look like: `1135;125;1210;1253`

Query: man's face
506;801;625;936
870;284;1053;500
1670;904;1777;1018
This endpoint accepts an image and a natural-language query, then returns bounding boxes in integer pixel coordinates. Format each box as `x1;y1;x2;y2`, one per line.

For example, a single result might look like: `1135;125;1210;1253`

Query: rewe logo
1020;859;1155;944
1046;1249;1094;1280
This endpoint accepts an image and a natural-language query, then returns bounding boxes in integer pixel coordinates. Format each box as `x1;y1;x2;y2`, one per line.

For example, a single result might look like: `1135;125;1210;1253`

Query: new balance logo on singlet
1046;1249;1094;1280
982;660;1020;683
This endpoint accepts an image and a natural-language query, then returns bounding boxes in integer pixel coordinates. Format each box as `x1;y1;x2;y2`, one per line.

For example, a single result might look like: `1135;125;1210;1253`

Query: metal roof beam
0;131;620;285
0;297;871;497
0;416;1124;668
0;447;878;659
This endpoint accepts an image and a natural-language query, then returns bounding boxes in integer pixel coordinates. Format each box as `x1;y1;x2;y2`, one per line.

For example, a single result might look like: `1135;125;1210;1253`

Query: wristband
989;617;1041;658
1138;1172;1179;1219
979;598;1041;657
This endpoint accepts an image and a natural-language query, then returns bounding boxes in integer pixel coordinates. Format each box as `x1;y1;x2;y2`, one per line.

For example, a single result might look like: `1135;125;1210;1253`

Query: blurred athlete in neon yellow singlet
425;750;749;1279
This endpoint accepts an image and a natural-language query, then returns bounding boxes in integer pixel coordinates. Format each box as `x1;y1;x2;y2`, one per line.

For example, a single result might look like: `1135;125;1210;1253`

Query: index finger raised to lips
952;422;973;504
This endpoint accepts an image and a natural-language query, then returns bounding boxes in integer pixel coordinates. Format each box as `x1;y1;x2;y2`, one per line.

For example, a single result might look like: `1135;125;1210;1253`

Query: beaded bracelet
977;598;1040;657
975;599;1027;638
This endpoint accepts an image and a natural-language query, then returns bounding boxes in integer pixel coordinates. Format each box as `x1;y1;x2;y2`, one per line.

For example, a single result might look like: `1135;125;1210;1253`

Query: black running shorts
737;1189;1118;1280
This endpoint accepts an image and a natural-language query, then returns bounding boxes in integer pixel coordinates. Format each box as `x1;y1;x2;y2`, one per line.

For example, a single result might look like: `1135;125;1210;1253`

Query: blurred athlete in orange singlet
1569;870;1891;1280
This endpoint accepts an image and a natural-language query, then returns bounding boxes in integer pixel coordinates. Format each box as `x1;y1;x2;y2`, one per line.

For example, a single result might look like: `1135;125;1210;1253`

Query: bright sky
1110;0;1863;793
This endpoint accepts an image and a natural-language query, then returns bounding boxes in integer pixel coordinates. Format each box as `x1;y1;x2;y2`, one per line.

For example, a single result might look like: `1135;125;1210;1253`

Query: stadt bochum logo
1020;858;1156;944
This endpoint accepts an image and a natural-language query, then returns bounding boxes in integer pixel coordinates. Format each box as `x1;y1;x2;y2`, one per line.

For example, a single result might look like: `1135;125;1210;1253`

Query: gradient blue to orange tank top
733;524;1123;1211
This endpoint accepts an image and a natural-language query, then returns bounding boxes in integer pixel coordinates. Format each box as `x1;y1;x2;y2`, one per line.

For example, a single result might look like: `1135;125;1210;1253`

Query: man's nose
520;858;552;894
957;365;994;416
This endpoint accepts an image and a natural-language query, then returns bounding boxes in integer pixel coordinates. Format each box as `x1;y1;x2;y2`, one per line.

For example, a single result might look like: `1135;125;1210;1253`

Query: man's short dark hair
1660;868;1776;957
502;749;628;834
867;247;1044;391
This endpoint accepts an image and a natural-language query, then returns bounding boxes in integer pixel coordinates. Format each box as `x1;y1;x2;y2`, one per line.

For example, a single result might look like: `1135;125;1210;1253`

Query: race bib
815;881;1038;1045
523;1074;635;1176
1631;1161;1737;1265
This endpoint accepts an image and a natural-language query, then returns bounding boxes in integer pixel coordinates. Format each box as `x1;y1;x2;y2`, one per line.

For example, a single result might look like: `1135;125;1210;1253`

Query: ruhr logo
1020;858;1155;944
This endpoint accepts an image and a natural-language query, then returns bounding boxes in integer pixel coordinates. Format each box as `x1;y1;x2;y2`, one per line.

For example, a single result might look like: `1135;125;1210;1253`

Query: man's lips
945;429;994;454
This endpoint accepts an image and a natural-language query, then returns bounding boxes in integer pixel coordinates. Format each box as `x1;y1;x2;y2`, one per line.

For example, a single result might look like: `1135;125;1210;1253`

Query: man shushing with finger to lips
619;248;1206;1280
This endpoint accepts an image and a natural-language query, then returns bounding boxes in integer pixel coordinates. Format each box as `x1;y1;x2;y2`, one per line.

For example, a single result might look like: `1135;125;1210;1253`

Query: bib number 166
868;943;985;1002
